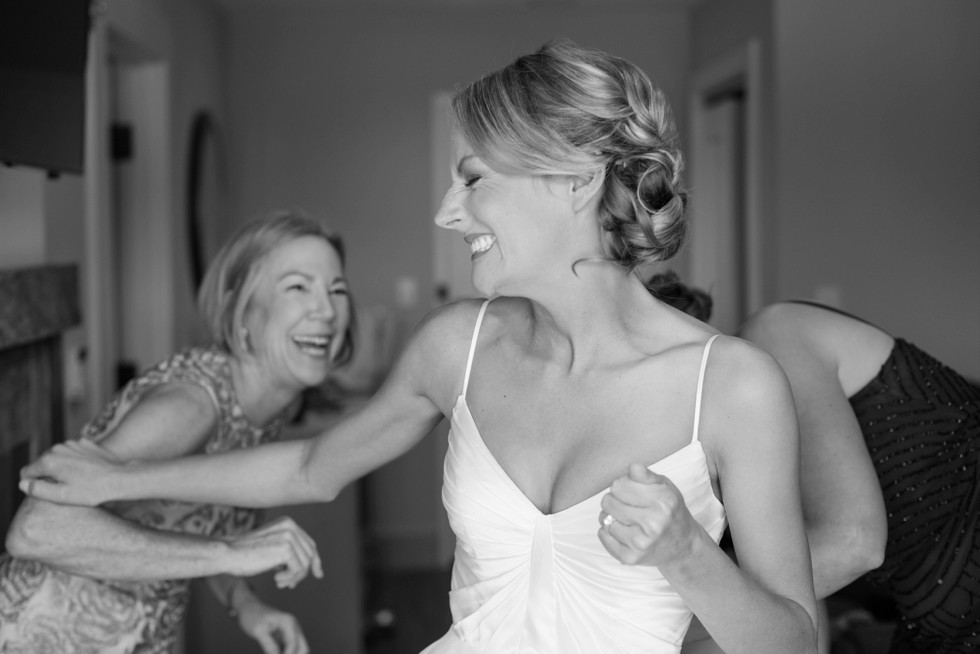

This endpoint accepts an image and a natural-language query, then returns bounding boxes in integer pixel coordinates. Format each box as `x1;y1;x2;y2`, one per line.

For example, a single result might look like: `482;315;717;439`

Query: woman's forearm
23;370;444;510
808;519;886;599
663;533;817;654
110;394;441;508
113;439;327;507
5;498;235;581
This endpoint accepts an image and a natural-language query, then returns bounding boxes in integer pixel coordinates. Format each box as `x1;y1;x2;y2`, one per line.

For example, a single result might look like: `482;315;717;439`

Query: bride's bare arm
21;302;475;510
661;338;819;654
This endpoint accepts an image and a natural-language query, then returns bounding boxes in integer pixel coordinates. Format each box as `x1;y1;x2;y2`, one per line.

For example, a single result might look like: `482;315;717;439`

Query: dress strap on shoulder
461;300;492;399
691;334;721;444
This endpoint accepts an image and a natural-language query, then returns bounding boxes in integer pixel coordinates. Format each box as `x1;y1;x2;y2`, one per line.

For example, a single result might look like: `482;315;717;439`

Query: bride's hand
597;462;703;568
19;439;124;506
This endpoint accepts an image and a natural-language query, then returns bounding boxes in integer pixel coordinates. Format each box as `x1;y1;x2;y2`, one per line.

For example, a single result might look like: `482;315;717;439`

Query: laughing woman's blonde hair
196;210;356;365
451;38;688;272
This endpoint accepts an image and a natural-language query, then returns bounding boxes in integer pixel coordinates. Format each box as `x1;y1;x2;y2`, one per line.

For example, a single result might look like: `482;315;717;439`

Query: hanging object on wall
186;110;226;292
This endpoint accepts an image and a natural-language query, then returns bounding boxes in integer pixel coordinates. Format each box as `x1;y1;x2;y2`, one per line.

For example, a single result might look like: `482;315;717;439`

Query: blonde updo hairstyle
452;39;688;271
197;210;356;366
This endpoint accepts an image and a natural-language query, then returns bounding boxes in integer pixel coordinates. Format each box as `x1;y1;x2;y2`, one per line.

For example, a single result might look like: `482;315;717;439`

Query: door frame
83;19;173;414
687;39;764;321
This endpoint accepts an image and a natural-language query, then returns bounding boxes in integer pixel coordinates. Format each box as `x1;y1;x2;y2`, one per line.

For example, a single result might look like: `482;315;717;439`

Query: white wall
690;0;777;303
775;0;980;379
0;169;46;267
225;5;690;312
691;0;980;379
106;0;229;358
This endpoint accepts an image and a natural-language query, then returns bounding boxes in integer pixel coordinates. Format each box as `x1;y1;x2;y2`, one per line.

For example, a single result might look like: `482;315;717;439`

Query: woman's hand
236;597;310;654
20;439;125;506
224;516;324;588
597;462;703;567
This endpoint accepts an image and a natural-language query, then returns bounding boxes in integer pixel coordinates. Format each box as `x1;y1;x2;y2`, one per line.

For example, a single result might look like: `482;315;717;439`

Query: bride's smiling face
434;130;576;298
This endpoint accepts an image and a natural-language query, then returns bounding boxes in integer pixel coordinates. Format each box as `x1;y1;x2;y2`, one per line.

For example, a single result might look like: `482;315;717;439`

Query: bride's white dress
423;302;727;653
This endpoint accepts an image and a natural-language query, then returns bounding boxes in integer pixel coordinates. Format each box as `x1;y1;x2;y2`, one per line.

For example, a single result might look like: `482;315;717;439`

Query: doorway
84;21;173;414
687;40;763;335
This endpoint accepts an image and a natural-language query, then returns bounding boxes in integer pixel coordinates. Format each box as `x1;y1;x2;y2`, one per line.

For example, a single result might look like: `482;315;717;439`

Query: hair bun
603;147;688;267
644;271;712;322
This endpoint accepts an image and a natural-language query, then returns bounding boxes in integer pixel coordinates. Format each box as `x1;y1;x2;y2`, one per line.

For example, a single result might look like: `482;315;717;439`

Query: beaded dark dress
850;338;980;653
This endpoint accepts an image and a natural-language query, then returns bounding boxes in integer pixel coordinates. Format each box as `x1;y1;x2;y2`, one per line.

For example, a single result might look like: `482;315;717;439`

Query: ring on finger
602;513;616;528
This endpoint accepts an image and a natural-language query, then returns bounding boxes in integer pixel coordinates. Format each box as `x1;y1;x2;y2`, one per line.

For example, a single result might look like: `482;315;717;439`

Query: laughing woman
2;212;349;653
21;41;817;653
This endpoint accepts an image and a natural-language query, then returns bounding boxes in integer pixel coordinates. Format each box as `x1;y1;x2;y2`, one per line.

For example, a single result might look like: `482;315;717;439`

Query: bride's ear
570;169;604;212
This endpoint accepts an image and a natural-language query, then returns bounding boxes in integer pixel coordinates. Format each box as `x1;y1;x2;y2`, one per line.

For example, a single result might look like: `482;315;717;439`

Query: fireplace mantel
0;264;80;350
0;264;80;539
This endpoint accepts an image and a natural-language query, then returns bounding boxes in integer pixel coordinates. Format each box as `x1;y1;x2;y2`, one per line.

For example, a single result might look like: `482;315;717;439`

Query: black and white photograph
1;1;978;653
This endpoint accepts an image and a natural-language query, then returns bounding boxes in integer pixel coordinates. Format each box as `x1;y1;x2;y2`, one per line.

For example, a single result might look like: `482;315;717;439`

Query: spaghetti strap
461;300;491;399
691;334;721;444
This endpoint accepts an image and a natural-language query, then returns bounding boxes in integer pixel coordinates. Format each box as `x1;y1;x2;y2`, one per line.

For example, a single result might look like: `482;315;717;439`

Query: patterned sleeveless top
0;347;285;654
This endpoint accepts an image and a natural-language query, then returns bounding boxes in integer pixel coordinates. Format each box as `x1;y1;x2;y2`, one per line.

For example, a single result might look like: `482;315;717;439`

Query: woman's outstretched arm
21;302;473;511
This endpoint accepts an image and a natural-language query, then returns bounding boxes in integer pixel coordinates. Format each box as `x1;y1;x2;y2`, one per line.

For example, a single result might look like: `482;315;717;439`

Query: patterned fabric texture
0;347;284;653
851;338;980;653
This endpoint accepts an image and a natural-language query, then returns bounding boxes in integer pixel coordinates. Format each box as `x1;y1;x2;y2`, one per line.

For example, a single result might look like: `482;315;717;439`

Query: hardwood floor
826;578;898;654
364;566;453;654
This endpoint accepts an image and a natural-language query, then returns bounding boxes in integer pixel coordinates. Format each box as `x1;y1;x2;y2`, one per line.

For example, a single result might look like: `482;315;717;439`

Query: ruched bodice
423;301;727;653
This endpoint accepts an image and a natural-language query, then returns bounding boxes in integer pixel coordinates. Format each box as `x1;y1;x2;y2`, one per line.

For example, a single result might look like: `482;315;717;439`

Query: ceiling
208;0;702;11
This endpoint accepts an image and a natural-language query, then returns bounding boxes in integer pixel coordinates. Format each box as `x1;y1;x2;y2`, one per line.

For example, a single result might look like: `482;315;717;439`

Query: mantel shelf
0;264;80;350
0;264;80;533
